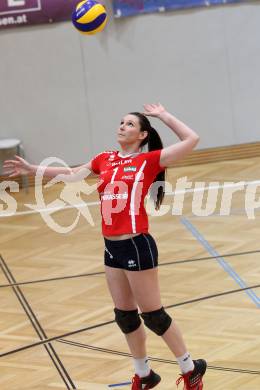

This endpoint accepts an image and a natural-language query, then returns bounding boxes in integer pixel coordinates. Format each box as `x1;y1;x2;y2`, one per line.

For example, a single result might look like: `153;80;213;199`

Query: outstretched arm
143;103;200;167
3;156;96;181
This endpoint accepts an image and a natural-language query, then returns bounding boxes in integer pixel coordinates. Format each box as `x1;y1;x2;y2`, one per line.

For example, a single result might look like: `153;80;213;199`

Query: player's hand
143;103;166;117
2;155;32;177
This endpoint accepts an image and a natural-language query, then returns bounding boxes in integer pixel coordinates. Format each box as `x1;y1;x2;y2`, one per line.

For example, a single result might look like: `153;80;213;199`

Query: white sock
177;352;194;374
133;357;150;378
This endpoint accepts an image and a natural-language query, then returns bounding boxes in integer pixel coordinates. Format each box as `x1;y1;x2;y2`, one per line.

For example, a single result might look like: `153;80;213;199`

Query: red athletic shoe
176;359;207;389
132;370;161;390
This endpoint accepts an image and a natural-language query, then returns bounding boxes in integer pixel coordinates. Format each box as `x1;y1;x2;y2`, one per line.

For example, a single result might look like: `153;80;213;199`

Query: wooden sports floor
0;157;260;389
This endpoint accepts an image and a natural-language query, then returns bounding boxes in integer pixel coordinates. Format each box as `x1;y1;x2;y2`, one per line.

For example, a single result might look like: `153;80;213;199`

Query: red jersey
91;150;164;236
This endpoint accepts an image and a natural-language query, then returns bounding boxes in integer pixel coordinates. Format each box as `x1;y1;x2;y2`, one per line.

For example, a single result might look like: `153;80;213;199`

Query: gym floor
0;156;260;389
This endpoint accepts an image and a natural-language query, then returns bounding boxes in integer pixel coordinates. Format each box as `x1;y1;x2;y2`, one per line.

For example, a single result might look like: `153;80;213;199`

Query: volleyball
72;0;107;35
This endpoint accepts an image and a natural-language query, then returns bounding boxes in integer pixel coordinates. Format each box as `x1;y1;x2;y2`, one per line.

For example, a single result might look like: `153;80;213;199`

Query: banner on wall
0;0;79;30
113;0;247;18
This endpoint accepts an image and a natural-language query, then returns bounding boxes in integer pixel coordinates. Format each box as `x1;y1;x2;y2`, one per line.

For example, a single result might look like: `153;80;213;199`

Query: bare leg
126;268;188;357
125;325;147;358
105;266;147;358
162;322;187;357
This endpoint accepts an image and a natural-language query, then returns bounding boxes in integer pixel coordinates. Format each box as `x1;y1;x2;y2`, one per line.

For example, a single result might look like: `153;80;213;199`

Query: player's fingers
2;166;14;172
2;164;15;169
143;103;153;109
14;155;26;162
144;106;153;112
3;160;17;165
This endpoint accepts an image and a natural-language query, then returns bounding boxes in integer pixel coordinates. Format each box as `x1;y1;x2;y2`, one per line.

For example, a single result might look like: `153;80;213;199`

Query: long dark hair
130;112;166;210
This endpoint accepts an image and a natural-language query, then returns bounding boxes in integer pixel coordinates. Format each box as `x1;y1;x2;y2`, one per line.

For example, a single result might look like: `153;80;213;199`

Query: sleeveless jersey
91;150;164;236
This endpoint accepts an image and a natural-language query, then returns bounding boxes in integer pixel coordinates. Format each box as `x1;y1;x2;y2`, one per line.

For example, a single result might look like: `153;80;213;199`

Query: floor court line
0;255;76;389
1;283;260;359
57;339;260;376
1;249;259;289
181;217;260;308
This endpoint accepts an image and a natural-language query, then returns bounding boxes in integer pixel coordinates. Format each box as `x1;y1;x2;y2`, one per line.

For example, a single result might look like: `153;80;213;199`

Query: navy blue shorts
104;233;158;271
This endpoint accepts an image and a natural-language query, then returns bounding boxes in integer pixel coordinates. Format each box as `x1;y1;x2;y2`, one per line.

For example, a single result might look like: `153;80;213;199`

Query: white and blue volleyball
72;0;107;35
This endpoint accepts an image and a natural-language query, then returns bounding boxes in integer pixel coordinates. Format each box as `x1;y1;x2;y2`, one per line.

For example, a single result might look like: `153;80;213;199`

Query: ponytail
130;112;166;210
145;127;166;210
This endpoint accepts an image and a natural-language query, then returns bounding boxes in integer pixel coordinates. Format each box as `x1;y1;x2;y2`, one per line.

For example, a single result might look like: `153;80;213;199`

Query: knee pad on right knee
114;308;141;334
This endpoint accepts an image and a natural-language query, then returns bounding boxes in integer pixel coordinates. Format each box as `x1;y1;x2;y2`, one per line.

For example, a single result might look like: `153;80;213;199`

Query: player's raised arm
143;103;200;167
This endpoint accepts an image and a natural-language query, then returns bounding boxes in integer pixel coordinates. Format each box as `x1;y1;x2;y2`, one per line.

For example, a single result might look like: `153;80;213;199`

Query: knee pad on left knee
141;307;172;336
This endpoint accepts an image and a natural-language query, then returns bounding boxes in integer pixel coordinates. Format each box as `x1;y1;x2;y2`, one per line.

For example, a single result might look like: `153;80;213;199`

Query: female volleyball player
3;103;207;389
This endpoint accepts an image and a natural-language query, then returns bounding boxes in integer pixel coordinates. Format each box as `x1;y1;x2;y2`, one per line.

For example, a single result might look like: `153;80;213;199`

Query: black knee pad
141;307;172;336
114;308;141;334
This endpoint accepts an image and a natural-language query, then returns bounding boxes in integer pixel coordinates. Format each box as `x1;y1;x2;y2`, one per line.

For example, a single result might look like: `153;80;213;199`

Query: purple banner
0;0;79;29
